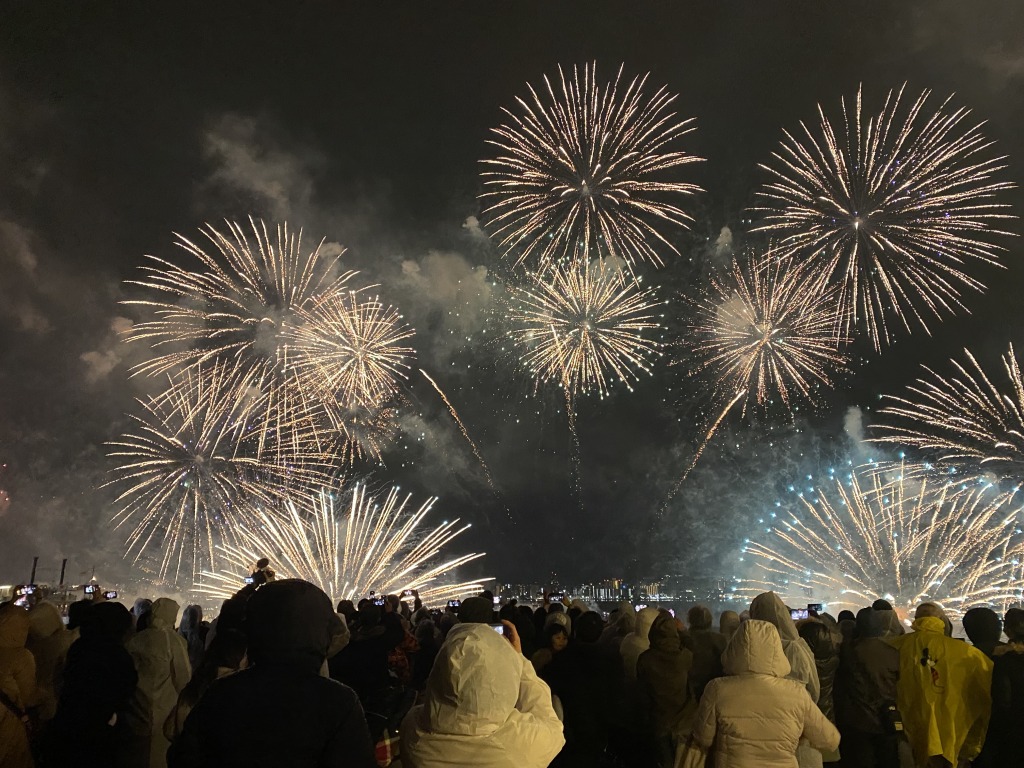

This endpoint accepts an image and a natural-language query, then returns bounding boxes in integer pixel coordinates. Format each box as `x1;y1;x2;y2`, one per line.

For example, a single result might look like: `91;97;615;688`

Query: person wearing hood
887;603;992;767
835;607;901;768
0;603;36;768
637;610;694;766
401;621;564;767
620;606;659;681
962;607;1004;660
26;600;73;727
749;593;822;768
124;597;191;768
688;619;839;768
46;601;139;768
169;579;374;768
719;610;740;641
599;601;636;652
531;622;569;675
687;605;727;701
987;608;1024;767
177;604;207;673
163;627;247;742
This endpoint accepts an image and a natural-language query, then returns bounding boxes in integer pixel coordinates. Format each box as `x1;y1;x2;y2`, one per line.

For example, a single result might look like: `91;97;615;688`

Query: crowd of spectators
1;576;1021;768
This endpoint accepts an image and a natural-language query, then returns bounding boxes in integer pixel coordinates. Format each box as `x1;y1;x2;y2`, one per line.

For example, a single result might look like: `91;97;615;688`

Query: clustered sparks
109;219;428;583
481;62;703;272
684;249;848;417
872;344;1024;486
753;84;1015;350
739;463;1024;618
199;485;491;605
510;259;663;399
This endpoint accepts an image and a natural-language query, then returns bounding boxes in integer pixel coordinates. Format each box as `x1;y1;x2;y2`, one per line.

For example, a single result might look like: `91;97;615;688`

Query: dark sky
1;2;1023;588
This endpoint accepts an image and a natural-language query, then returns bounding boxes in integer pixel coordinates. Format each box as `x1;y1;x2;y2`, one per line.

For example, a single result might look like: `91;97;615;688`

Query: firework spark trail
510;257;663;399
659;387;747;518
419;369;497;493
548;324;584;520
683;250;849;417
106;363;290;582
871;343;1024;485
739;463;1024;617
481;62;703;271
289;290;415;409
198;485;491;604
753;85;1016;349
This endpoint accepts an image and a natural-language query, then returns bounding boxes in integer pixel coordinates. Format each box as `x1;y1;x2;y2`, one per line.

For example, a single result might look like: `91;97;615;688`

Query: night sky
2;3;1023;588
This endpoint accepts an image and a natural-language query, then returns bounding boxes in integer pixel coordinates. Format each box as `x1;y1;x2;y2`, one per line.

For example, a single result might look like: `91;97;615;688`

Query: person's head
421;624;523;734
28;600;65;640
548;602;565;615
749;591;798;641
871;599;893;611
336;600;356;622
80;601;133;645
687;604;713;631
544;623;569;652
575;611;604;644
722;619;791;678
415;619;437;644
478;589;494;603
357;602;381;629
457;596;493;624
798;620;835;660
149;597;180;631
1004;608;1024;642
67;599;92;631
915;602;953;636
836;610;856;623
0;602;30;649
204;627;247;671
245;579;342;672
649;609;682;652
180;604;203;632
719;610;740;639
962;607;1002;646
131;597;152;620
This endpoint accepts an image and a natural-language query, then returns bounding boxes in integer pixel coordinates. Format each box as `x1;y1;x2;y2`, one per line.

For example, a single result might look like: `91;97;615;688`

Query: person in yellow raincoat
888;607;993;767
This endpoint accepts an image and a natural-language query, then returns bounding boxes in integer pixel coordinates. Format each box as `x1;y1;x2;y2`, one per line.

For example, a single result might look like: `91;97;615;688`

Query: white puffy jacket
400;623;565;768
689;619;839;768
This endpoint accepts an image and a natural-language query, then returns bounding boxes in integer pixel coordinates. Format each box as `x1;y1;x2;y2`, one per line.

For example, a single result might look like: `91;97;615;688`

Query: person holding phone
401;620;564;767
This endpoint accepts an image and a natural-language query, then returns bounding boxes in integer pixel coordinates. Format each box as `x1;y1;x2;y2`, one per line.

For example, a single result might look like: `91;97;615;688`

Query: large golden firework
739;464;1024;617
685;250;848;417
198;485;490;605
753;85;1015;349
509;258;662;399
872;344;1024;485
481;62;703;271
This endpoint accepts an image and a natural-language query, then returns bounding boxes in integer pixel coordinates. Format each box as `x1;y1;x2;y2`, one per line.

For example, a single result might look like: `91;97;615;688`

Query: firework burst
481;62;703;271
198;485;490;604
289;290;415;409
739;464;1024;617
106;364;287;583
510;257;663;399
684;250;848;417
872;344;1024;485
753;84;1015;349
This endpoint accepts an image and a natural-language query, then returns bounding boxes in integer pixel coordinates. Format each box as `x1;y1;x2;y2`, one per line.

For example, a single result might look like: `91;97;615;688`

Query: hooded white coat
689;620;839;768
125;598;191;768
620;606;659;681
400;623;564;768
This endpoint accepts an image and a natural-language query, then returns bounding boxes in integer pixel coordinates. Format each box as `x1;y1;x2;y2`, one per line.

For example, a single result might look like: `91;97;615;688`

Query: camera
446;599;462;609
14;585;36;596
790;608;809;621
489;622;506;636
402;589;415;598
547;592;564;603
372;597;386;607
104;591;118;600
84;585;99;595
807;603;824;614
244;577;255;584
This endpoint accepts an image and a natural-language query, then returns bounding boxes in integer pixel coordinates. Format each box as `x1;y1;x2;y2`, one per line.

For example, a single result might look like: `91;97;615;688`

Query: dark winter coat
836;608;899;735
988;641;1024;767
687;627;727;701
636;611;694;738
168;579;375;768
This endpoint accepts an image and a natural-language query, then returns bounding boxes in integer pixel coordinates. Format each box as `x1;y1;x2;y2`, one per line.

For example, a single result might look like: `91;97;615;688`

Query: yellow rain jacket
888;616;992;766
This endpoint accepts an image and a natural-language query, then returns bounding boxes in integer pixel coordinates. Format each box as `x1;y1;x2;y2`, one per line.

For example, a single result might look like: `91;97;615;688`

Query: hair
871;599;894;611
544;622;569;648
837;610;856;623
1004;608;1024;641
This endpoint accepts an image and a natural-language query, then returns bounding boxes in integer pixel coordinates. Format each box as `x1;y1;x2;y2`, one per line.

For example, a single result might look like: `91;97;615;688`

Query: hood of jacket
422;623;524;736
722;619;792;678
0;603;30;649
150;597;180;630
632;607;659;644
28;601;65;640
855;606;887;638
246;579;342;670
719;610;740;638
179;604;203;633
749;591;799;643
962;607;1002;646
611;601;636;635
911;615;947;635
649;611;682;653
